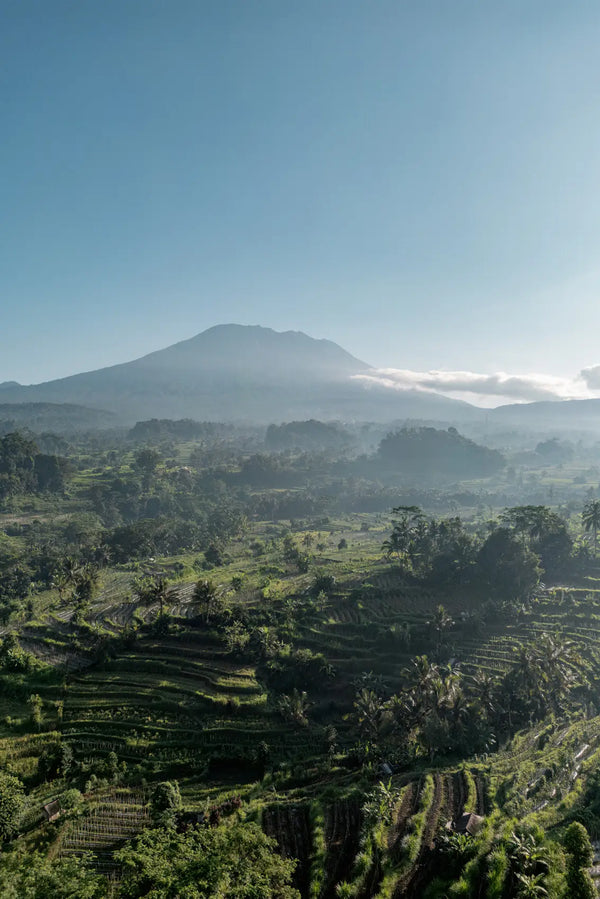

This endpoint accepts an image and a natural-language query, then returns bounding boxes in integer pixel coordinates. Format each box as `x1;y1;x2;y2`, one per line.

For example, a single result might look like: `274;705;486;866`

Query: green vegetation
1;420;600;895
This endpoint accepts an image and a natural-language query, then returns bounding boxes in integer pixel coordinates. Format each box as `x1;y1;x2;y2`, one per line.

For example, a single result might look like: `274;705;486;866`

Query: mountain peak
136;323;371;379
0;324;479;425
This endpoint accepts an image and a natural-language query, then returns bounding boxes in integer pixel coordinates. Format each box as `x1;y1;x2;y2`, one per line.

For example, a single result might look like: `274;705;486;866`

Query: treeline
128;418;235;443
266;419;351;451
377;426;505;478
0;433;72;500
353;630;588;762
382;503;577;597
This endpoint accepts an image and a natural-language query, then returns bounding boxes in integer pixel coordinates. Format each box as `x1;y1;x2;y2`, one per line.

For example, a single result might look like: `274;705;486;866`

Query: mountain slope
0;403;117;433
491;396;600;431
0;325;481;424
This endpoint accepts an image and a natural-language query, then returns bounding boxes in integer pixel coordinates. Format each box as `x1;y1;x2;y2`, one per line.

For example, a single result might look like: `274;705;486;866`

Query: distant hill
491;397;600;432
0;325;482;425
377;426;505;479
0;403;117;434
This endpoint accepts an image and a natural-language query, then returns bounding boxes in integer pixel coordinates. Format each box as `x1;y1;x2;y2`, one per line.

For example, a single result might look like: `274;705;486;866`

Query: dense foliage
378;426;505;478
116;822;299;898
0;420;599;896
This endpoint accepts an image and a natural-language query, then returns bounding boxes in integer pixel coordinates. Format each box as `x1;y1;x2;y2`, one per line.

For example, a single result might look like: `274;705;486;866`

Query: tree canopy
116;821;299;898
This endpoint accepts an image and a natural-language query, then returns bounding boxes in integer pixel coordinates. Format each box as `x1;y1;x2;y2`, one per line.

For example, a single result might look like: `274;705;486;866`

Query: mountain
491;397;600;432
0;325;482;425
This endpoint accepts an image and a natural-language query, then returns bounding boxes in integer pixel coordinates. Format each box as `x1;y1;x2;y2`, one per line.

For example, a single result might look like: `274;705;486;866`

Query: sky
3;1;600;406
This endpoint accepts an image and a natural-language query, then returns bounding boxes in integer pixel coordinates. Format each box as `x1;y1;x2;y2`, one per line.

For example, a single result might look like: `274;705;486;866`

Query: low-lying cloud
352;367;600;408
581;365;600;390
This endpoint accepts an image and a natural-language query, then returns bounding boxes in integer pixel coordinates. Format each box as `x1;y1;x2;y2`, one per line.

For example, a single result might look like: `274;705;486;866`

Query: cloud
580;364;600;390
352;367;599;407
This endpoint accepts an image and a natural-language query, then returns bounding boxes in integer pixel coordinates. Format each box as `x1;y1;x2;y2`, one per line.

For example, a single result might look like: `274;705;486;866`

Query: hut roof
453;812;484;836
43;799;61;821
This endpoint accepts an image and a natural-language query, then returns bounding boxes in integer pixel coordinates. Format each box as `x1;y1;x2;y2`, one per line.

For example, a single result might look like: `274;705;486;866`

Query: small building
453;812;484;836
43;799;61;822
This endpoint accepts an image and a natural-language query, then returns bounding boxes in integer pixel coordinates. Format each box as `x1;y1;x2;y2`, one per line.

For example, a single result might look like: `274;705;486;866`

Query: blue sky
3;1;600;401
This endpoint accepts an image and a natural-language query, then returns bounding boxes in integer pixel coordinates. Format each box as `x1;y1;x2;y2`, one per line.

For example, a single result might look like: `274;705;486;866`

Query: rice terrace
1;412;600;897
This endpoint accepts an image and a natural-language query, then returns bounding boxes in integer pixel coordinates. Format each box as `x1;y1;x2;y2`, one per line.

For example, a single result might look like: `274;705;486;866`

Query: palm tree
472;671;500;719
278;689;310;727
405;655;438;703
73;563;100;605
150;576;170;618
515;873;548;898
134;574;172;619
428;604;454;653
51;570;70;603
193;579;218;623
582;500;600;557
353;688;390;744
56;556;81;601
382;527;407;560
533;632;584;714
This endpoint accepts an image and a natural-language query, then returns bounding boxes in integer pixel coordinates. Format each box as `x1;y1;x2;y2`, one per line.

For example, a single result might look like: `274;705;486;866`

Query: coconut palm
428;604;454;652
51;570;70;603
472;671;500;718
278;689;310;727
582;500;600;557
193;578;219;623
134;574;174;619
353;688;390;743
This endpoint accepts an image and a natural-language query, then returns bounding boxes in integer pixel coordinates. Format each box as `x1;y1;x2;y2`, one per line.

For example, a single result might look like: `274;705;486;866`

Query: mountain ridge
0;324;479;425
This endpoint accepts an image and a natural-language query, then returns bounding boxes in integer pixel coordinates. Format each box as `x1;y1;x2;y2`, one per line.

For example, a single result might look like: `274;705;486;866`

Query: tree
382;506;424;561
116;821;299;898
192;579;219;623
582;500;600;557
150;781;182;827
133;574;174;619
477;528;541;600
73;563;100;606
472;670;499;718
0;772;24;841
353;688;390;744
37;741;73;781
28;694;43;731
0;850;105;898
428;604;454;652
134;448;161;489
564;822;595;899
278;689;311;727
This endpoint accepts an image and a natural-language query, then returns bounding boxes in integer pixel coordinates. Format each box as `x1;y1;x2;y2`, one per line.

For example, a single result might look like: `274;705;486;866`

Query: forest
0;419;600;896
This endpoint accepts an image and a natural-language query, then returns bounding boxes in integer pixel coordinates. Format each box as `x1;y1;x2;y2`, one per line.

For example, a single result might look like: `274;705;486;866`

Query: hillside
492;396;600;432
0;423;600;895
0;325;482;425
0;402;117;433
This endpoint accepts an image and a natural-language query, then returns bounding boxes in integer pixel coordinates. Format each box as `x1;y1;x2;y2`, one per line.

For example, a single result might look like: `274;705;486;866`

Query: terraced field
3;546;600;894
58;788;149;881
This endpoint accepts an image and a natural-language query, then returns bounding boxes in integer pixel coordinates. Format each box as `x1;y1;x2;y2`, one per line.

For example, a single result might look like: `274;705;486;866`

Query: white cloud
580;364;600;390
352;367;600;408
